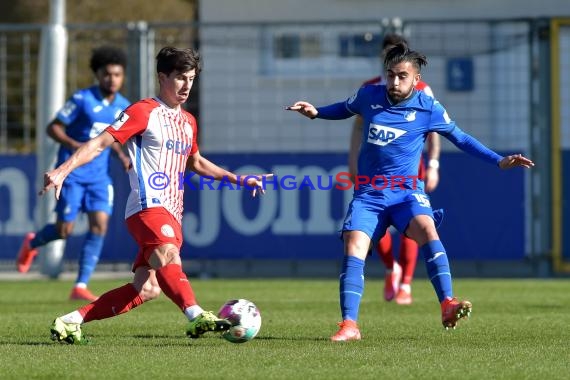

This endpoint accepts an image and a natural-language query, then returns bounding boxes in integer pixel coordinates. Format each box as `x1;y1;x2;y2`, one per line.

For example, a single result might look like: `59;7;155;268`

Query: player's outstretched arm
40;131;117;199
498;154;534;169
285;101;318;119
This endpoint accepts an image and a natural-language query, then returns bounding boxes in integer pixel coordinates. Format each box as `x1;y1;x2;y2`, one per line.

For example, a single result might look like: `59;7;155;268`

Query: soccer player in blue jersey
287;42;534;341
349;33;441;305
17;46;131;301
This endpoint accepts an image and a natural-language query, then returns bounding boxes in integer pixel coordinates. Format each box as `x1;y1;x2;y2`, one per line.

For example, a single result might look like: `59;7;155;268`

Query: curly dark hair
383;42;427;72
89;46;127;73
156;46;202;76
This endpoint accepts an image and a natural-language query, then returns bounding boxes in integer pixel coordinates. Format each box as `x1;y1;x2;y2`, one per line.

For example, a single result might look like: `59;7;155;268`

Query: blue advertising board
1;152;526;263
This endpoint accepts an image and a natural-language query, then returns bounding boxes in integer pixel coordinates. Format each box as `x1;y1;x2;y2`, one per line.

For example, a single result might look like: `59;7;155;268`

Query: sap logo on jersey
166;139;192;155
367;124;406;146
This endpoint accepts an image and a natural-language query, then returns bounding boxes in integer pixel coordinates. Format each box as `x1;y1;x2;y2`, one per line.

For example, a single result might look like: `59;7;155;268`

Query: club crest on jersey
367;124;406;146
404;110;416;121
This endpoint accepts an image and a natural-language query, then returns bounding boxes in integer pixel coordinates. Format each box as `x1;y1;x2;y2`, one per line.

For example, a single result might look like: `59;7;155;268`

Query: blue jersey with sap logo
348;84;451;193
55;85;130;183
316;84;502;196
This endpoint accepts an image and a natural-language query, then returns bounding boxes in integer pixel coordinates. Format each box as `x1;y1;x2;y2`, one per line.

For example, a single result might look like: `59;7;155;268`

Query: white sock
184;305;205;321
400;283;411;293
75;283;87;289
60;310;84;324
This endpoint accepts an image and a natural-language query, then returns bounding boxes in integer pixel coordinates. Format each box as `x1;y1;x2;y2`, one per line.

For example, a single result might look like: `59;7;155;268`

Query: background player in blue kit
17;46;131;301
287;43;534;341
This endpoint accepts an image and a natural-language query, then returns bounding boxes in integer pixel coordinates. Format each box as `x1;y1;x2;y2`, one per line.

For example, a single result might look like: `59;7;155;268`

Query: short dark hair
156;47;202;76
382;33;408;50
89;46;127;73
383;42;427;72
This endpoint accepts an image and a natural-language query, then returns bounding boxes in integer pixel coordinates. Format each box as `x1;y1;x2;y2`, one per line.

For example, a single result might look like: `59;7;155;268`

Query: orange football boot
69;287;99;302
330;320;361;342
441;297;472;329
17;233;38;273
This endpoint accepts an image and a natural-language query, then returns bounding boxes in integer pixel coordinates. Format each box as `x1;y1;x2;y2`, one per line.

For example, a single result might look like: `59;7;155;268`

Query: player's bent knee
55;222;74;239
139;281;161;301
149;244;182;268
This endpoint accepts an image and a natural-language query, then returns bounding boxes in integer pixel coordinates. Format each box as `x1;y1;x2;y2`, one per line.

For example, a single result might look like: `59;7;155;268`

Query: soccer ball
217;299;262;343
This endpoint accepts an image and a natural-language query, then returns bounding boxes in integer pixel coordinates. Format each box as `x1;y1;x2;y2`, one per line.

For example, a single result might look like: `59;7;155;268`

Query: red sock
376;231;394;269
399;235;418;285
155;264;197;311
79;283;144;323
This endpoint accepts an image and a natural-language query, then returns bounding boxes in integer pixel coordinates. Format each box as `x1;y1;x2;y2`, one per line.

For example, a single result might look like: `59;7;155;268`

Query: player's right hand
285;101;318;119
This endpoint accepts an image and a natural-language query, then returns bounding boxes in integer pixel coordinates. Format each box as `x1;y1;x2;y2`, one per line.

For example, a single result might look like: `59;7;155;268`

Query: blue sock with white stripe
76;232;105;285
339;256;365;321
30;224;61;248
420;240;452;302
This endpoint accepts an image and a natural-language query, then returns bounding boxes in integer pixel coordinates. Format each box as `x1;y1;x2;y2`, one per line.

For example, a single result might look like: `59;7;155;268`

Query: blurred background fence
0;18;568;277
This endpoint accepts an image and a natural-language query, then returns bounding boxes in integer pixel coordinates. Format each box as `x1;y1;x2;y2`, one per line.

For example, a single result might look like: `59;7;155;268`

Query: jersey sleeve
442;126;503;166
315;87;364;120
187;112;199;155
55;91;84;126
432;99;503;165
427;100;456;134
105;101;152;144
346;86;369;115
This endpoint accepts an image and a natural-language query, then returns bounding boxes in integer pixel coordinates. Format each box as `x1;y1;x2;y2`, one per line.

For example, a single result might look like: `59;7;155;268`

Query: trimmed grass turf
1;278;569;379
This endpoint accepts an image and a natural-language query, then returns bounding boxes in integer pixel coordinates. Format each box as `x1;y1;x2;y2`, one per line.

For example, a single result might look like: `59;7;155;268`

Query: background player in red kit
348;34;440;305
44;46;271;344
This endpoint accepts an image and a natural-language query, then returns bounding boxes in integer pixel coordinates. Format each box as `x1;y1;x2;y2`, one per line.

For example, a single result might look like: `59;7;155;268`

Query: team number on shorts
412;193;431;208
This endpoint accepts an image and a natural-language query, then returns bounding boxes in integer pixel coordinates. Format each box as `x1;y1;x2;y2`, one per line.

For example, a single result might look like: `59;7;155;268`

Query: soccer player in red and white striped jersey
43;47;271;344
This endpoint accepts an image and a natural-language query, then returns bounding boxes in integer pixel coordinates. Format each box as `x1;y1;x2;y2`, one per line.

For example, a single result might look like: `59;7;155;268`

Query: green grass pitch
1;278;569;379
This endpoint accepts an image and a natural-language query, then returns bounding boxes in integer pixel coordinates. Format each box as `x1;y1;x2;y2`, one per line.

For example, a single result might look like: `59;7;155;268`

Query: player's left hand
499;154;534;169
244;173;274;197
120;155;132;171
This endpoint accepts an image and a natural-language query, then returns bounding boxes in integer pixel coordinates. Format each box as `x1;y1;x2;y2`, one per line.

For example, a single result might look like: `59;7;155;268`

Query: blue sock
30;224;61;248
339;256;365;321
76;232;105;285
420;240;452;302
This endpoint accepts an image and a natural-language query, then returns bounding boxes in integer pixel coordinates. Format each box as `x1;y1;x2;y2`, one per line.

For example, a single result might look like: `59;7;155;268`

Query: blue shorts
55;178;114;222
341;189;434;242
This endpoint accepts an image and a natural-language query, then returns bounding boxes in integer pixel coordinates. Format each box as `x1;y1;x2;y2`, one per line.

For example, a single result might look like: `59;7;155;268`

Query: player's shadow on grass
132;334;176;339
132;334;326;342
252;335;327;342
0;341;54;346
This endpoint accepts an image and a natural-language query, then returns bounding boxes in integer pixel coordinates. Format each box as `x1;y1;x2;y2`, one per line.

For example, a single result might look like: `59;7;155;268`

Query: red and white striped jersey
106;97;198;223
